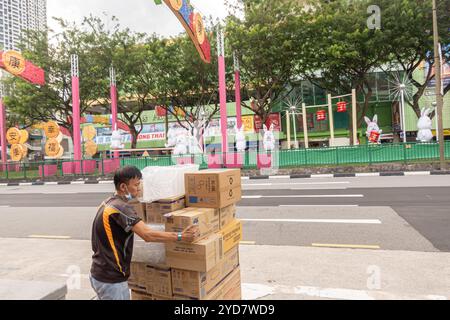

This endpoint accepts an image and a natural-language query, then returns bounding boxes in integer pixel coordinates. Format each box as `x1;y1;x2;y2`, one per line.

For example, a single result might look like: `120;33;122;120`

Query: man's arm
132;221;198;243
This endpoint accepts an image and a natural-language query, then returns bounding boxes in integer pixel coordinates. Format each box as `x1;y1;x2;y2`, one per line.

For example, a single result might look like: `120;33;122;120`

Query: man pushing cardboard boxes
128;168;243;300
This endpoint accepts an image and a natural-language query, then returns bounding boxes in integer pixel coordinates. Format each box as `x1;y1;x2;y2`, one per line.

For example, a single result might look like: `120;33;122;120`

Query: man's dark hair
114;166;143;190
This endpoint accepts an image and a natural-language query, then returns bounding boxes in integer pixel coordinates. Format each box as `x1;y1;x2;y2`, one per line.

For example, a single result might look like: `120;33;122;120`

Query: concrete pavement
0;237;448;300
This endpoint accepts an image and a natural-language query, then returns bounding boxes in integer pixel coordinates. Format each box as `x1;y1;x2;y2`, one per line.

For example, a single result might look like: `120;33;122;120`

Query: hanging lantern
155;106;167;117
337;101;347;113
316;110;327;121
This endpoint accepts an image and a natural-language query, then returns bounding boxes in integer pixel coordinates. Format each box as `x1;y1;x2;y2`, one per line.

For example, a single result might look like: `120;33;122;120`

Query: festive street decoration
0;50;45;85
417;108;434;143
44;121;64;158
365;115;383;144
337;101;347;113
157;0;211;63
156;106;167;117
316;110;327;121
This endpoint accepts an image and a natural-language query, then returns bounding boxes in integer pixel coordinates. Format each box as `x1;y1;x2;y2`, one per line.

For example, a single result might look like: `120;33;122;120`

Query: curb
1;171;449;187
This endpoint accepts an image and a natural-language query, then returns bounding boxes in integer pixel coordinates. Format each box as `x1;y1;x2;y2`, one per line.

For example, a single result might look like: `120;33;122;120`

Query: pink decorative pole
234;51;242;130
110;66;119;159
0;85;7;170
217;26;228;159
71;54;82;162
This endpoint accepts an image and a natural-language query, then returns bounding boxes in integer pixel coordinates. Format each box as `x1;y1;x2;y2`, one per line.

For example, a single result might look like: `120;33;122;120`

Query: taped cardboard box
171;246;239;299
129;200;146;222
166;233;224;273
146;195;185;224
131;289;153;301
174;267;242;301
185;169;242;209
218;219;243;254
220;205;237;230
144;266;173;298
165;207;220;242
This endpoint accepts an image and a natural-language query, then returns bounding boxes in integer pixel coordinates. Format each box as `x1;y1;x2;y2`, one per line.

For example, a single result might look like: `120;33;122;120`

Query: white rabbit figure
263;124;276;151
365;115;383;144
165;128;177;148
417;108;434;143
188;130;203;154
235;125;246;152
173;131;188;156
110;130;124;149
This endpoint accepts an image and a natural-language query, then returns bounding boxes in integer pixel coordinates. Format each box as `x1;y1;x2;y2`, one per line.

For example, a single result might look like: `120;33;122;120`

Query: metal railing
1;142;449;181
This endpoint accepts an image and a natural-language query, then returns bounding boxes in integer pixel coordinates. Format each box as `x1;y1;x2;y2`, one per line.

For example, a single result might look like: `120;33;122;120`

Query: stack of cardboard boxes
129;169;243;300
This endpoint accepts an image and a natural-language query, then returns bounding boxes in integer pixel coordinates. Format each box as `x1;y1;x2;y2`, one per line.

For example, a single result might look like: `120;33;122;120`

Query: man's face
123;178;141;198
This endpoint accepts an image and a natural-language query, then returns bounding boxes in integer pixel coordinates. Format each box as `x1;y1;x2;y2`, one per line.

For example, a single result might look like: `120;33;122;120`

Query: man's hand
182;225;200;243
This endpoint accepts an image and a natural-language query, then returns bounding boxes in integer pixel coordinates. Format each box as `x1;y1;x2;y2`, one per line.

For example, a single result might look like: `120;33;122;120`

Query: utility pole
432;0;446;170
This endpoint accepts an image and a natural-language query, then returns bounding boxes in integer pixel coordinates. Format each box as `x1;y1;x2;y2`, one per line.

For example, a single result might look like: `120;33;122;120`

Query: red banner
0;51;45;85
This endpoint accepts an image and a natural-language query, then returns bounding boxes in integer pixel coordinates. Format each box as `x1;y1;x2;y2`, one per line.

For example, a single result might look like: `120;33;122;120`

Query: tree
378;0;450;118
298;0;389;139
4;19;107;136
226;0;304;132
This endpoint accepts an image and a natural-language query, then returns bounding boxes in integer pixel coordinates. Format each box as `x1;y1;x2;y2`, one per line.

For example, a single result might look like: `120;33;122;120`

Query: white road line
45;182;59;185
99;181;114;184
280;205;359;208
244;182;350;187
0;184;9;187
356;173;380;177
269;175;291;180
257;194;364;198
19;183;32;186
28;235;72;240
71;181;86;185
311;174;334;178
243;196;263;199
290;187;348;191
404;171;431;176
242;177;250;180
241;218;381;224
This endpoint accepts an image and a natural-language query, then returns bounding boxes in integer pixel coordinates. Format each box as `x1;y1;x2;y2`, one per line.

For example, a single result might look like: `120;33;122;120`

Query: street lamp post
432;0;446;170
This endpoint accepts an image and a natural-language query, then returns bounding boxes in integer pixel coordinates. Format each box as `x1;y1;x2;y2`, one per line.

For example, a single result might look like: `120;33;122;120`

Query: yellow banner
241;116;255;133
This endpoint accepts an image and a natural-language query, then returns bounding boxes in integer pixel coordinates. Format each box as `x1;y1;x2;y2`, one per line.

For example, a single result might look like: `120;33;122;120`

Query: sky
47;0;231;37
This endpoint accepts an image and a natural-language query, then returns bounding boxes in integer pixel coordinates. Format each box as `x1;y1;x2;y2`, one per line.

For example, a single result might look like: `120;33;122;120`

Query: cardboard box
166;233;224;273
165;207;220;242
171;246;239;299
220;205;237;230
131;289;153;301
173;267;241;300
145;266;173;298
146;195;185;224
185;169;242;209
129;200;146;222
218;219;242;254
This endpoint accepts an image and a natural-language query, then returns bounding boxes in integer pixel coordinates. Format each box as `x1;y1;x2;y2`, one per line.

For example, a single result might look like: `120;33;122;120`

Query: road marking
99;181;114;184
240;241;257;245
19;183;33;186
244;182;350;187
28;235;72;240
404;171;431;176
0;183;8;187
242;219;381;224
356;173;380;177
311;174;334;178
71;181;86;185
45;182;59;185
242;177;250;180
0;205;10;208
312;243;381;249
269;175;291;180
243;194;363;199
280;205;359;208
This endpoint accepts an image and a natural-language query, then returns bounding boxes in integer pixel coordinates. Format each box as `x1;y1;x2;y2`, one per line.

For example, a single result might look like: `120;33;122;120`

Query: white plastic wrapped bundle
141;164;199;202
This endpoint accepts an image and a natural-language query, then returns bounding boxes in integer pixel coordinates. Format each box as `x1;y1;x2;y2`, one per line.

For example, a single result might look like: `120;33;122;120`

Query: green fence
1;142;449;181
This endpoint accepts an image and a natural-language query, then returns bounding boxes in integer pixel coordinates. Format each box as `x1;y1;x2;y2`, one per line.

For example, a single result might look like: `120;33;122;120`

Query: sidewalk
0;237;448;300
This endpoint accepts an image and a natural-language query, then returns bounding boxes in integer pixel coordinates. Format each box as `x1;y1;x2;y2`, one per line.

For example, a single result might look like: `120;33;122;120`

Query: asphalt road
0;175;449;252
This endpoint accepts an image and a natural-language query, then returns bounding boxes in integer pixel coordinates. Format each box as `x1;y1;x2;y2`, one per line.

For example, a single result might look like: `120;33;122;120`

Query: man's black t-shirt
91;195;142;283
